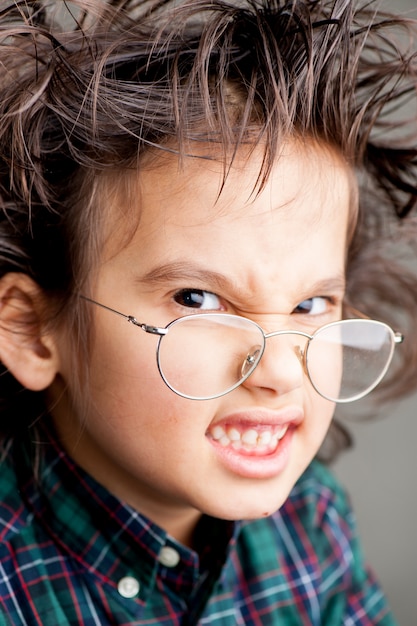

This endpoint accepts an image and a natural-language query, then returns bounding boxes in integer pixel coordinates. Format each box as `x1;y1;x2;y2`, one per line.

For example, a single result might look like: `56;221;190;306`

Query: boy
0;1;416;624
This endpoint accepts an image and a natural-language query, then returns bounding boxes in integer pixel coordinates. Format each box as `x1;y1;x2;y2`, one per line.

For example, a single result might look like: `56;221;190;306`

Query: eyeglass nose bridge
265;329;313;376
242;329;312;380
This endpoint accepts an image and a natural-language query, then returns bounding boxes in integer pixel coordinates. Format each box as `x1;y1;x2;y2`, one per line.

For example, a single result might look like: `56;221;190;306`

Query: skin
48;141;353;547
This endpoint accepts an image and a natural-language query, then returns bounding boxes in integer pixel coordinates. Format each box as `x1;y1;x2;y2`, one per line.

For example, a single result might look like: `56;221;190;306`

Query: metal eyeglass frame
81;296;404;402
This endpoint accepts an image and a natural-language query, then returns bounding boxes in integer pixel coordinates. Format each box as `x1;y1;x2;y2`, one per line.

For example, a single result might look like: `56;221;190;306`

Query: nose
241;332;306;397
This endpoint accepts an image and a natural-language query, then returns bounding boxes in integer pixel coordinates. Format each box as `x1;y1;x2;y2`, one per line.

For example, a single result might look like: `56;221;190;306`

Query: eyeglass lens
306;320;394;402
157;314;263;400
156;314;395;402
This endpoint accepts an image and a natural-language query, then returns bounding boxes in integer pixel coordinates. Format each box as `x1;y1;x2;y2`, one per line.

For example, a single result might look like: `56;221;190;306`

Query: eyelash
173;289;338;316
173;289;223;310
292;296;336;316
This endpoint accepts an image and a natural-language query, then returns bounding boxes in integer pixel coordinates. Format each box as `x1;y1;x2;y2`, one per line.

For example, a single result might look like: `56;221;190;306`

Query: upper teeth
209;424;288;449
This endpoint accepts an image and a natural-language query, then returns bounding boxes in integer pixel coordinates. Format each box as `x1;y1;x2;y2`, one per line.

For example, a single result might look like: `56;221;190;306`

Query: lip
206;406;303;479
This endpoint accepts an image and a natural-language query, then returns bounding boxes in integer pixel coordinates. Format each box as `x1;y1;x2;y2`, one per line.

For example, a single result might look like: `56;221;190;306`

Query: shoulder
286;458;353;526
235;464;396;623
238;460;360;579
276;459;357;554
238;460;356;558
0;437;32;542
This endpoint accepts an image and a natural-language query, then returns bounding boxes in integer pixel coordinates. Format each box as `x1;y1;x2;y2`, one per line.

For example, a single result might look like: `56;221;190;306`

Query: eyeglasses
82;297;403;402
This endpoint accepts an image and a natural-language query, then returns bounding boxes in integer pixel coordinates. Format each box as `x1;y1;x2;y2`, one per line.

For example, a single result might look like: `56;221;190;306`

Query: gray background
333;5;417;621
333;3;417;625
333;394;417;625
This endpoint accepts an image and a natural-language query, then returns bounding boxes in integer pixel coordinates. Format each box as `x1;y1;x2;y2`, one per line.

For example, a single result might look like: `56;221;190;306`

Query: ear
0;273;60;391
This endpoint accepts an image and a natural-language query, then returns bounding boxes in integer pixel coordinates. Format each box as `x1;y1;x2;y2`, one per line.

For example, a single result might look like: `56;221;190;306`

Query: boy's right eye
173;289;222;310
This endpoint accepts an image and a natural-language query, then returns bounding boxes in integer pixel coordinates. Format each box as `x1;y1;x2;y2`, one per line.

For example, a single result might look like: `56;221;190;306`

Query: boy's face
50;142;352;545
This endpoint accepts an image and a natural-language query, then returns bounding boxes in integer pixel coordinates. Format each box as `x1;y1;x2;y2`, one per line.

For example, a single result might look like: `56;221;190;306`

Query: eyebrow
137;261;238;291
305;276;346;295
136;261;346;297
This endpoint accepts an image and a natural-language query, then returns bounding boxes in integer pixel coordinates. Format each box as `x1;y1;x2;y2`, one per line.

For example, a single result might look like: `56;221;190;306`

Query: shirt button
117;576;140;598
158;546;180;568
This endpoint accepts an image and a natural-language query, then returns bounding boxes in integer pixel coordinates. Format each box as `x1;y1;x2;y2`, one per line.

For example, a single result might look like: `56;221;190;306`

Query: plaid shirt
0;423;396;626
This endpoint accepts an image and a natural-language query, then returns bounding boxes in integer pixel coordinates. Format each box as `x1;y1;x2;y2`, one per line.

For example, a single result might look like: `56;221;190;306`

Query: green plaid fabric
0;424;397;625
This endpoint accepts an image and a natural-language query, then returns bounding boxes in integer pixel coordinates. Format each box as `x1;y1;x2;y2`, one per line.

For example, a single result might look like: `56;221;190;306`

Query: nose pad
294;344;305;367
241;345;262;378
241;335;306;395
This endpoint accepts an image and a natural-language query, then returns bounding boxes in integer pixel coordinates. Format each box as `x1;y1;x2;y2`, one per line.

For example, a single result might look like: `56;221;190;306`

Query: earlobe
0;273;60;391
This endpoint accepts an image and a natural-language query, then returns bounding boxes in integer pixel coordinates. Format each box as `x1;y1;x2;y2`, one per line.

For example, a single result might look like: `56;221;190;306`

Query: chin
202;489;290;522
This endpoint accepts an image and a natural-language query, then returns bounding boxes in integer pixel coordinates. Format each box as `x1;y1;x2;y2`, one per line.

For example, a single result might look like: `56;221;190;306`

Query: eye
293;297;329;316
173;289;223;310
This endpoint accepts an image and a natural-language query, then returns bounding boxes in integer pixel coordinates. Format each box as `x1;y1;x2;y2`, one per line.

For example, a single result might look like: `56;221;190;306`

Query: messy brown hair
0;0;417;457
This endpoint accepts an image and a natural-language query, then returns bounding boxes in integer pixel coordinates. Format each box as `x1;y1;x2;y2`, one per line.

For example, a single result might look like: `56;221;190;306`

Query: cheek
79;314;219;449
84;358;199;475
89;318;160;394
86;326;204;434
83;336;162;443
304;389;335;449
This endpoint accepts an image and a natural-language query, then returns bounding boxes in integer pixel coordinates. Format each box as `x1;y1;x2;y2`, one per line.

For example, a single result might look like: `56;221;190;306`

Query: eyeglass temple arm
80;296;168;336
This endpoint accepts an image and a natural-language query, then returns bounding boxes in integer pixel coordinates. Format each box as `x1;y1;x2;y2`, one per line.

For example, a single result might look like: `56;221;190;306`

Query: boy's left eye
173;289;222;310
293;297;330;315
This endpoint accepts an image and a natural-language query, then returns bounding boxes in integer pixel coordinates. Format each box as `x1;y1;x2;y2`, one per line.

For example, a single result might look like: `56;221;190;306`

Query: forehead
91;140;352;322
99;140;357;261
